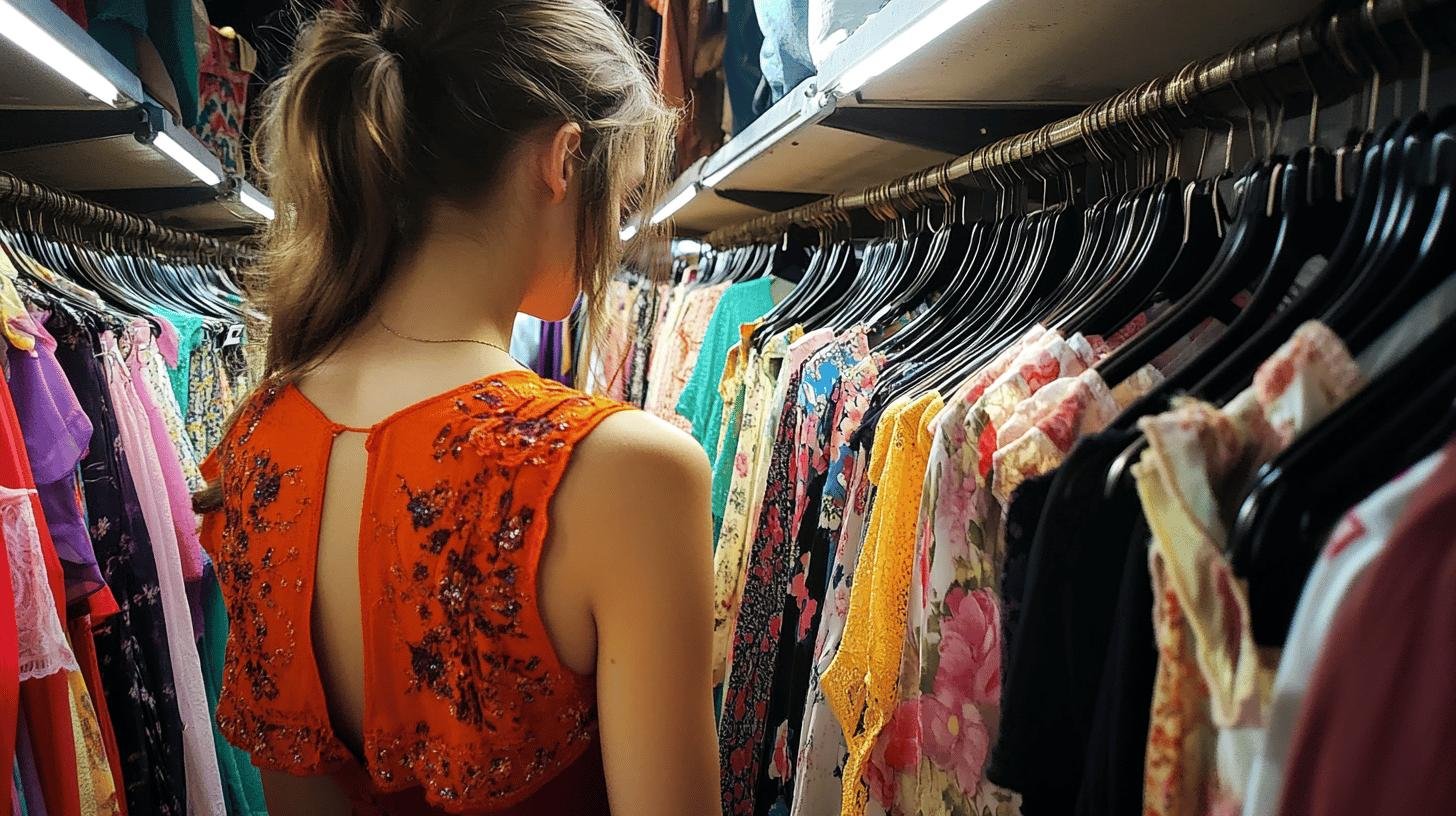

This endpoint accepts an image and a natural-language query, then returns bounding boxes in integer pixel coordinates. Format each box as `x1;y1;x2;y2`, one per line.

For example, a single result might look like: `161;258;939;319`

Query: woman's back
213;1;720;812
205;360;628;811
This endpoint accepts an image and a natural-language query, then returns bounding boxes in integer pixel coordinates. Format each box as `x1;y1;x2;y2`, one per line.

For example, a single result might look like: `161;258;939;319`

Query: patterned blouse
1133;321;1363;816
746;329;872;814
644;284;728;432
718;329;834;810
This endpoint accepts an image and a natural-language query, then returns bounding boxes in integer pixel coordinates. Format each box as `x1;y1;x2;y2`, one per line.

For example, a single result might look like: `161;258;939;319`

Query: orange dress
200;370;630;815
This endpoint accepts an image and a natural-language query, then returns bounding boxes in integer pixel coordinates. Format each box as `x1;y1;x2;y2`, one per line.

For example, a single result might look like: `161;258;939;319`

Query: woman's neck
371;212;526;346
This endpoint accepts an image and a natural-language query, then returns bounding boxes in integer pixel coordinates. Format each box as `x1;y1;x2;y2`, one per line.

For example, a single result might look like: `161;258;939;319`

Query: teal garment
13;761;27;816
201;572;269;816
87;0;201;126
676;277;777;462
154;306;205;418
708;376;749;546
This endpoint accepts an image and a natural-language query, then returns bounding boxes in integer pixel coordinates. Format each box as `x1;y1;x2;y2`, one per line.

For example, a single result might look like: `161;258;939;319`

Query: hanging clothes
50;310;187;816
100;329;226;815
1274;436;1456;815
192;25;256;176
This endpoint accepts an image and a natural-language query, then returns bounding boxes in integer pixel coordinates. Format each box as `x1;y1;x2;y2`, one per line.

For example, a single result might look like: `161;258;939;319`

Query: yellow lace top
821;390;944;816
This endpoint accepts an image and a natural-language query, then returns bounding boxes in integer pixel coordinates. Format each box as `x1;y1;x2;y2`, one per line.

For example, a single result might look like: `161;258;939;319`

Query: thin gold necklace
375;313;512;356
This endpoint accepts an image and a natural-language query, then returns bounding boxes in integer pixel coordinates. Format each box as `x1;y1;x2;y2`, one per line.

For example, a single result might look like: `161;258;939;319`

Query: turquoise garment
676;278;776;545
676;277;777;462
708;376;749;546
201;572;269;816
154;307;205;419
13;760;26;816
86;0;201;126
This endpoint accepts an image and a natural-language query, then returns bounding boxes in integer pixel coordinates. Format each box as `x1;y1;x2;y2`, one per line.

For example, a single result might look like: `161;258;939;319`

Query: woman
197;2;721;814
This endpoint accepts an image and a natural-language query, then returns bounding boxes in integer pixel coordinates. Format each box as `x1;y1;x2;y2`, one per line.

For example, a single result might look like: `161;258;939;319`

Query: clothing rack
707;0;1447;246
0;172;254;265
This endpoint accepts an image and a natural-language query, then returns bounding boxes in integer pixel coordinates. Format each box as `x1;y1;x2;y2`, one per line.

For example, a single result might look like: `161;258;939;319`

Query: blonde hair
252;0;675;381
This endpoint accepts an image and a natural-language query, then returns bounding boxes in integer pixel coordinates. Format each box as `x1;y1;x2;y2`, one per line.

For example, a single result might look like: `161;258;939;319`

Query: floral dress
51;310;187;815
720;330;834;814
712;329;806;685
754;330;872;814
1134;321;1363;816
790;353;885;816
892;333;1094;810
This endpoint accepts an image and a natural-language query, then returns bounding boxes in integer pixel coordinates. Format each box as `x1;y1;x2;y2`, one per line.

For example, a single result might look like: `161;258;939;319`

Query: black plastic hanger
1229;306;1456;647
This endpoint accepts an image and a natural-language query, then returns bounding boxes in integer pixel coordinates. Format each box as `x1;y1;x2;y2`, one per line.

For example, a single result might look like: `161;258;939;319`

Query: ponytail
249;0;676;382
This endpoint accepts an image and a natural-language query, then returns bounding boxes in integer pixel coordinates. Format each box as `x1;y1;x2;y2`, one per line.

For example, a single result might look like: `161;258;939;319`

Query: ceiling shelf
658;0;1327;236
0;0;270;233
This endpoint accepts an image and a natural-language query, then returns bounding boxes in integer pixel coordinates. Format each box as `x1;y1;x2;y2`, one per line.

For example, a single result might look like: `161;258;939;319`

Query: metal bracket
822;105;1085;154
0;102;163;152
81;182;226;213
712;189;828;211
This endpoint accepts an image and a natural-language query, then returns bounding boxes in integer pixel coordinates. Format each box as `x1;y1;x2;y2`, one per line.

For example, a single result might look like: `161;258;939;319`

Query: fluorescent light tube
650;185;697;225
619;222;638;241
703;147;759;188
240;190;275;220
0;1;120;105
834;0;993;95
153;132;221;186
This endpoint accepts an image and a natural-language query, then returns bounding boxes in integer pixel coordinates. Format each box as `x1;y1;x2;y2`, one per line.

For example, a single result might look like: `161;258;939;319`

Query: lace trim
1;487;80;681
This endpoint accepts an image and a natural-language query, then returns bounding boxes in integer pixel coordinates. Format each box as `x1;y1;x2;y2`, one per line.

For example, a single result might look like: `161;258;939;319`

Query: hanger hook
1395;0;1431;112
1361;0;1402;117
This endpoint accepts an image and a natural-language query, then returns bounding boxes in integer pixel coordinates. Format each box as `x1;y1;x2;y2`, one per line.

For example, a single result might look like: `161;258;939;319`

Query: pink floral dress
874;331;1095;815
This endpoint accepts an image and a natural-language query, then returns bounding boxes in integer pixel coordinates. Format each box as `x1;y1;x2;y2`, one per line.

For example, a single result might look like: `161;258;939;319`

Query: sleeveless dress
200;370;629;815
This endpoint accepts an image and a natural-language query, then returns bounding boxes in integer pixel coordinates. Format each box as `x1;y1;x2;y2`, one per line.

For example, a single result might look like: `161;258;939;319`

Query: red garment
0;377;81;816
0;445;16;816
50;0;86;27
69;615;128;816
1277;436;1456;815
201;372;628;814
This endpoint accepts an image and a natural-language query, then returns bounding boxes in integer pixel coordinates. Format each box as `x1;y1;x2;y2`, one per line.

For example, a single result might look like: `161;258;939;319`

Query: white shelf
0;0;269;233
659;0;1327;236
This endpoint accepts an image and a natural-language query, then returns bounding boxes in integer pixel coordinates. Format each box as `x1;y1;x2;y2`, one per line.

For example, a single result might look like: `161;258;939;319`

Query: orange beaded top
200;370;629;814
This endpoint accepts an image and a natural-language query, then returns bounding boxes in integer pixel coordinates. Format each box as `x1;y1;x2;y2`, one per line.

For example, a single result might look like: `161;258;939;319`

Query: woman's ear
540;122;584;204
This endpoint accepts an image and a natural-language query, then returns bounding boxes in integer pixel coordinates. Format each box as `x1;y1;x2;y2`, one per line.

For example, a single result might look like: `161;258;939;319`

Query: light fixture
153;132;222;186
618;222;638;241
833;0;993;95
240;189;275;220
702;148;758;188
650;184;698;225
0;1;120;105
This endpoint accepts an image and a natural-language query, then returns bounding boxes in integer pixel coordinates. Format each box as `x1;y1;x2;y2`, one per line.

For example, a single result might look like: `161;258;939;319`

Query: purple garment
537;321;568;384
6;313;102;607
15;712;46;816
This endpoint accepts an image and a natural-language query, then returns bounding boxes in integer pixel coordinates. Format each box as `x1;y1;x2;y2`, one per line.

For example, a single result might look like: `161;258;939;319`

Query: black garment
1075;512;1157;816
987;428;1147;815
998;474;1053;689
49;309;187;816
